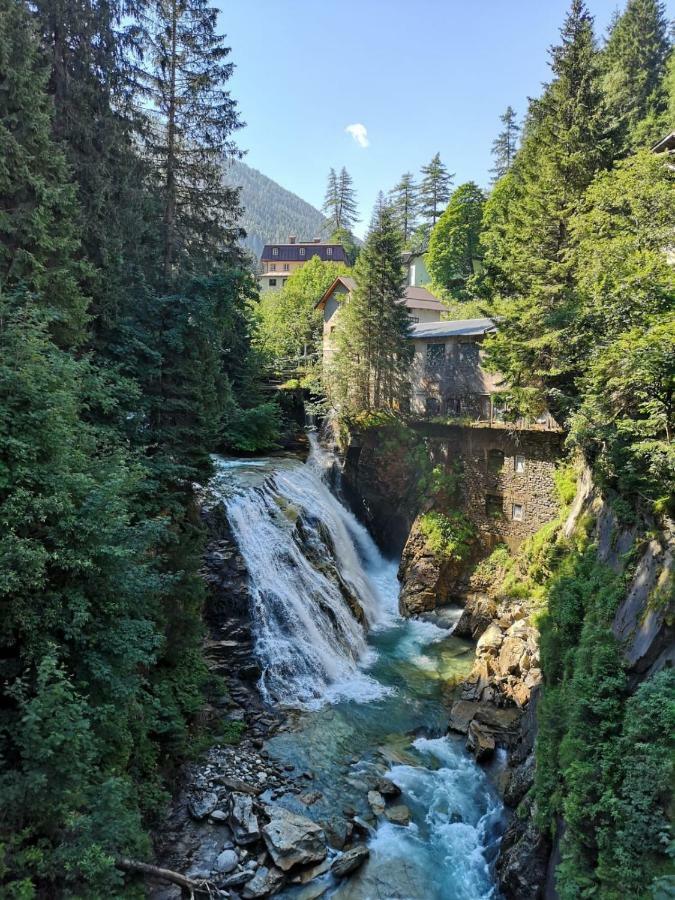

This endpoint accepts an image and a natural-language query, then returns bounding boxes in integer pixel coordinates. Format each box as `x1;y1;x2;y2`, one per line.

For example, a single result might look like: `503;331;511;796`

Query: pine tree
481;0;613;417
142;0;244;283
323;166;359;233
427;182;486;298
490;106;520;181
601;0;671;153
0;0;88;347
390;172;419;244
419;153;454;234
331;196;412;413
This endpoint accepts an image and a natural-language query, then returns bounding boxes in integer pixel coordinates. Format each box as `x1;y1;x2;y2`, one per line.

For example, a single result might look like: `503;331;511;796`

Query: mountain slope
224;159;329;260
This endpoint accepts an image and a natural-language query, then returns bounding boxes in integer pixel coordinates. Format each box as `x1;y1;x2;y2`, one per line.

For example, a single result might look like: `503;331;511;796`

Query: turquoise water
217;443;504;899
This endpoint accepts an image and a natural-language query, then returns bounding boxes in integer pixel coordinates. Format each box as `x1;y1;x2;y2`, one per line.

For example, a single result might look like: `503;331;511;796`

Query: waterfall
219;439;399;708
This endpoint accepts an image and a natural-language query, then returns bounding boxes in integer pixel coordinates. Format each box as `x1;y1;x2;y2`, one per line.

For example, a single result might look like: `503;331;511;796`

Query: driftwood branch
115;857;219;896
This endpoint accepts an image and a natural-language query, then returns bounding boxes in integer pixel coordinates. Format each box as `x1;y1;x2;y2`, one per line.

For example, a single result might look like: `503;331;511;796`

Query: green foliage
490;106;520;182
323;167;359;234
418;511;476;561
256;255;350;370
223;400;282;453
427;182;486;299
532;530;674;898
601;0;671;153
419;153;454;233
329;199;412;414
389;173;419;245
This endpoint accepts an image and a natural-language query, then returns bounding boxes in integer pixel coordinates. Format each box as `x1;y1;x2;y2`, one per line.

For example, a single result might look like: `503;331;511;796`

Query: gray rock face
214;848;239;874
187;791;218;820
367;790;385;815
373;777;401;798
241;865;286;898
331;844;370;879
262;805;327;872
229;792;260;845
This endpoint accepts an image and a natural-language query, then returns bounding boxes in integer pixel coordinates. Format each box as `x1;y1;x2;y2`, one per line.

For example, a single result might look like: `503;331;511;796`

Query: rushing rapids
212;436;505;899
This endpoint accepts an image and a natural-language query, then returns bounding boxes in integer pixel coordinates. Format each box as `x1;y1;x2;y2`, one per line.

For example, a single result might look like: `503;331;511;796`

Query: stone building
419;423;563;549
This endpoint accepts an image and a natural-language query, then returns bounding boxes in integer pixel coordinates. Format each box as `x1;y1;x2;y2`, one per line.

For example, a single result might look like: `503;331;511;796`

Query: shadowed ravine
212;436;505;899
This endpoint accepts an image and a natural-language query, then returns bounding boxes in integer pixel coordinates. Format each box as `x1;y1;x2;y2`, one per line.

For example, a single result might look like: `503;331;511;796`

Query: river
210;435;505;899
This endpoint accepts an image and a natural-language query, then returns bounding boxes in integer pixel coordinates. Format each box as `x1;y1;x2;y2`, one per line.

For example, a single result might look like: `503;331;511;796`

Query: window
270;264;276;271
410;316;420;324
445;397;462;416
426;343;446;371
515;455;525;474
488;448;505;474
425;396;441;416
268;278;277;286
486;494;504;517
326;247;333;257
299;247;306;257
410;264;416;286
512;503;524;521
330;326;336;335
459;341;480;364
272;247;279;256
283;263;290;271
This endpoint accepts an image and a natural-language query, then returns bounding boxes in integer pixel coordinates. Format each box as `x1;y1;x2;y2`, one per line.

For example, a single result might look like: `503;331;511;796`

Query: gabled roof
261;242;346;263
315;279;446;312
410;318;496;339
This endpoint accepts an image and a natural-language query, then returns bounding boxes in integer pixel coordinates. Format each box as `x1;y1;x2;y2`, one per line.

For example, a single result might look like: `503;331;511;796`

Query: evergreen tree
418;153;453;234
0;0;88;347
427;182;486;298
142;0;244;282
481;0;613;418
490;106;520;181
390;172;419;244
331;196;412;413
601;0;671;152
323;166;359;233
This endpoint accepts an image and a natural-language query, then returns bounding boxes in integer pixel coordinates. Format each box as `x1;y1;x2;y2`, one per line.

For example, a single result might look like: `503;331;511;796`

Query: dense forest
0;0;673;896
224;159;329;260
0;0;280;894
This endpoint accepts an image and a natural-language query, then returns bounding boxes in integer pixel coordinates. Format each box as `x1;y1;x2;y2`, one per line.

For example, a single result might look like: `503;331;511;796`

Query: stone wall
415;423;563;550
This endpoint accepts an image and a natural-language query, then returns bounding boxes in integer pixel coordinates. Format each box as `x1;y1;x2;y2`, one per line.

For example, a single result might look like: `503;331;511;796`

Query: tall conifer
419;153;453;233
390;172;419;244
490;106;520;182
331;196;411;413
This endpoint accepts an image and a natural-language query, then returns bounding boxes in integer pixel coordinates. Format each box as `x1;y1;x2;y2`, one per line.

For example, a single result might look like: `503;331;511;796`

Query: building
259;236;347;291
315;276;448;363
402;250;431;287
652;131;675;156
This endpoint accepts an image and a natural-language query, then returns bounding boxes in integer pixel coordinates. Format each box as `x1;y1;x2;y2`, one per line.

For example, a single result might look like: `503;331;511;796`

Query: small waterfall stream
213;437;504;899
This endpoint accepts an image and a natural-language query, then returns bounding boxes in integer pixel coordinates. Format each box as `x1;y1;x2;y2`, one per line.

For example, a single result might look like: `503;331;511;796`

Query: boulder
384;803;411;826
241;865;286;898
290;858;332;884
229;792;261;845
476;623;504;655
262;806;327;872
448;700;480;734
214;848;239;874
188;791;218;821
467;720;496;761
331;845;370;879
367;790;385;815
498;636;526;675
373;777;401;798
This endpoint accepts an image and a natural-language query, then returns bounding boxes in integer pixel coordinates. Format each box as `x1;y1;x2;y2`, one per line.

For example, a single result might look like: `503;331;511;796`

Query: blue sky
216;0;665;238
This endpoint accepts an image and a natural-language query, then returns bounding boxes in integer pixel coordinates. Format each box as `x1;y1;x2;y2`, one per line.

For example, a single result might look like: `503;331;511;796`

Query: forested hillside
224;159;329;259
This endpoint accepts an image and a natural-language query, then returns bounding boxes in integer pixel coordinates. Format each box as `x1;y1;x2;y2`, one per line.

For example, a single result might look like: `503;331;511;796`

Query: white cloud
345;123;369;148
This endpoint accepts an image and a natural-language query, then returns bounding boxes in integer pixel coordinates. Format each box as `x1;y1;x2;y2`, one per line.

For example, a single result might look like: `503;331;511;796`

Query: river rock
229;792;260;845
241;865;286;898
290;858;332;884
467;720;496;761
384;803;411;826
262;806;327;872
331;845;370;879
476;623;504;655
188;791;218;820
373;777;401;798
367;790;385;815
214;848;239;874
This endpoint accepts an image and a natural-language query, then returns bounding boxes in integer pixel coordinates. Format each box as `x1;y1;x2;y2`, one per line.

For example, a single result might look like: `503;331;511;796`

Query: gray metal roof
410;318;496;339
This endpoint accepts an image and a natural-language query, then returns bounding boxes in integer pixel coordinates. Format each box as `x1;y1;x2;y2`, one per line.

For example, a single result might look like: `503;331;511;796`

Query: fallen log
115;856;218;895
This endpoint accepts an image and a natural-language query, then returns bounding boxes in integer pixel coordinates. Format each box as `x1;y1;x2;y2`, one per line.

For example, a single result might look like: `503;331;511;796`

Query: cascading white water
220;437;397;707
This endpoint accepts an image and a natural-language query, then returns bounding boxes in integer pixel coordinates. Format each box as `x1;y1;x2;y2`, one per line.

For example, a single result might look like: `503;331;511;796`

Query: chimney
288;235;296;244
313;238;321;243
